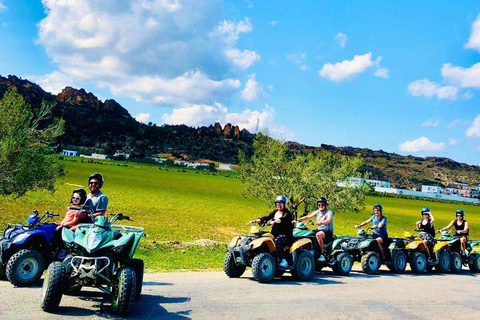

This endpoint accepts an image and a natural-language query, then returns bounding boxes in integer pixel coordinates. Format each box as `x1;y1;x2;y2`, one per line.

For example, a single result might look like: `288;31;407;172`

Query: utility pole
256;117;259;133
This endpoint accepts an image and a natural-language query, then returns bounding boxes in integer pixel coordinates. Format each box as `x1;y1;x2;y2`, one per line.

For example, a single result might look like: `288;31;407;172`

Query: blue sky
1;1;480;165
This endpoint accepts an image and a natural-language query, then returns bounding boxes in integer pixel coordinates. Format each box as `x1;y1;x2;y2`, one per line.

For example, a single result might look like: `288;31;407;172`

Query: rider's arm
462;221;469;234
416;220;421;229
374;217;386;229
318;212;332;226
429;213;435;224
93;210;106;217
356;219;371;228
298;212;316;222
62;214;80;227
251;210;275;224
442;220;454;231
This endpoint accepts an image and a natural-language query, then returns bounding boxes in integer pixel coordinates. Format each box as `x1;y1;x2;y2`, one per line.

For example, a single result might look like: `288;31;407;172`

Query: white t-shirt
314;209;334;232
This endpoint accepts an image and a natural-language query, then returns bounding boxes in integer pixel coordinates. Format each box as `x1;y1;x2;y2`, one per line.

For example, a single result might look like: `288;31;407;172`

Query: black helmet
88;173;104;188
71;188;87;205
274;195;287;205
317;197;328;206
373;203;383;214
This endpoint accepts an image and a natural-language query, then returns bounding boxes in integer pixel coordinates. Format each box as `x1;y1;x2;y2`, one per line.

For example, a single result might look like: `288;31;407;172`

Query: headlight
111;245;125;253
87;233;103;249
12;233;29;244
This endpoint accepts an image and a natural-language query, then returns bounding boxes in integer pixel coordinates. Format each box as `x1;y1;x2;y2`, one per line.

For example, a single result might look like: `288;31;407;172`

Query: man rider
298;197;333;262
85;173;108;217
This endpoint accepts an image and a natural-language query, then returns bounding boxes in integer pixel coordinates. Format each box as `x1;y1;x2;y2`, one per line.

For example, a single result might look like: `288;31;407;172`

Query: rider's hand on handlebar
354;225;359;229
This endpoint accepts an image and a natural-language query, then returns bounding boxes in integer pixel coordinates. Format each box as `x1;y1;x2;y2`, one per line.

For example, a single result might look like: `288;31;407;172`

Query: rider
297;197;333;262
416;207;435;263
249;195;294;268
85;173;109;217
441;209;469;256
355;204;388;262
56;188;89;232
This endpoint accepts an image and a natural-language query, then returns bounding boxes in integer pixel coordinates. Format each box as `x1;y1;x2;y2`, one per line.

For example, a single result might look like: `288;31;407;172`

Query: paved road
2;265;480;320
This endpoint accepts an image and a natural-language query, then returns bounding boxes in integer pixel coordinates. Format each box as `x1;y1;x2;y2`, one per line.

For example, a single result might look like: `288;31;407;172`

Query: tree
0;89;65;197
238;134;370;216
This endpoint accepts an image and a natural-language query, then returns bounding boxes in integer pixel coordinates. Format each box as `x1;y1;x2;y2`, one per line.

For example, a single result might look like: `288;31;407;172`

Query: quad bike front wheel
468;253;480;273
435;250;451;273
223;251;246;278
450;252;462;273
252;252;276;283
410;252;426;273
332;252;353;276
391;251;407;274
6;249;45;287
291;251;315;281
131;259;144;300
361;252;380;274
111;267;136;316
41;262;65;312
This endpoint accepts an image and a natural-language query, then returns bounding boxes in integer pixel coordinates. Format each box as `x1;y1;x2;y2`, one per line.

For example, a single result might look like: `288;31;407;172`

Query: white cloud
161;102;228;126
267;21;278;26
407;79;458;100
109;70;241;105
464;91;474;100
447;119;461;130
466;115;480;137
135;113;151;123
448;138;458;145
465;14;480;52
441;63;480;89
34;0;257;107
26;71;75;94
287;53;308;71
374;68;389;79
422;119;439;127
241;74;265;101
318;53;380;83
399;137;446;152
335;32;347;48
0;1;7;11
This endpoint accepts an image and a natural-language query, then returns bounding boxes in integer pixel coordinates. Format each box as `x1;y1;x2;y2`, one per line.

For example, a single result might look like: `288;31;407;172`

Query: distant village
339;178;480;204
60;150;235;171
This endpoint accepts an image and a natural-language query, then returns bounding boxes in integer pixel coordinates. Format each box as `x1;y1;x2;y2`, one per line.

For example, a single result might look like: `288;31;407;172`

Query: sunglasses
71;196;81;201
457;214;463;217
422;213;429;215
89;181;99;185
318;203;326;206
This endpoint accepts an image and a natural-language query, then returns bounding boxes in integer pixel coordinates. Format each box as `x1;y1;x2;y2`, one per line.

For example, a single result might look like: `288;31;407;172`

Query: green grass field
1;157;479;271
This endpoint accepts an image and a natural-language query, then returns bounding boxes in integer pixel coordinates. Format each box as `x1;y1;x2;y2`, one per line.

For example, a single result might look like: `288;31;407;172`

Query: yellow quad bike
402;229;451;273
224;223;315;283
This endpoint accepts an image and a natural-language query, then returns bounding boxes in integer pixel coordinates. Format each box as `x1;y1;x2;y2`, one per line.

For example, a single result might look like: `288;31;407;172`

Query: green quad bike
293;222;353;276
400;229;451;274
344;227;407;274
434;230;480;273
41;211;145;316
224;222;315;283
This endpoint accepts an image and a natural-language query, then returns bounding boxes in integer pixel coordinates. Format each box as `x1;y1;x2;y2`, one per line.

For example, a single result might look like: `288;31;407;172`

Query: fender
359;239;377;250
289;238;312;254
406;240;426;251
389;239;404;250
250;237;275;253
12;231;49;248
332;238;344;251
62;227;76;244
433;241;449;253
228;236;245;249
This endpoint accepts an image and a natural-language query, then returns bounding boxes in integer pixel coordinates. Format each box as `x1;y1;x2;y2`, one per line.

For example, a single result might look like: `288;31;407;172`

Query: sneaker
279;259;288;268
57;249;67;260
317;255;326;262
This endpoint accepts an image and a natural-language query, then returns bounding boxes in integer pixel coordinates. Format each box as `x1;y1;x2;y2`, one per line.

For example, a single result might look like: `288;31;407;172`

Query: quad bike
41;211;145;316
0;210;60;286
401;229;450;273
344;227;407;274
433;230;480;273
224;222;315;283
293;222;353;276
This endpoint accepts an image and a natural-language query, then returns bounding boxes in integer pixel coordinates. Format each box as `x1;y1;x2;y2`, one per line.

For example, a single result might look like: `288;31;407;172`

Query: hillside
1;74;479;189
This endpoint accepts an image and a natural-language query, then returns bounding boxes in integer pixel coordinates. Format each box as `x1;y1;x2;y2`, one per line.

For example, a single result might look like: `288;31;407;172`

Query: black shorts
373;234;389;244
314;229;333;244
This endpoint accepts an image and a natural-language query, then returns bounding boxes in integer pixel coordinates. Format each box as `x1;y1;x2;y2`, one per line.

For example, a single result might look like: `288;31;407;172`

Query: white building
61;150;77;157
421;185;441;194
113;151;130;159
218;164;234;171
365;179;391;188
80;153;108;160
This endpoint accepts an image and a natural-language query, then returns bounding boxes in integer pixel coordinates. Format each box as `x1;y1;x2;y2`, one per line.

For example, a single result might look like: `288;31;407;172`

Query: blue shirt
369;215;388;237
85;191;108;213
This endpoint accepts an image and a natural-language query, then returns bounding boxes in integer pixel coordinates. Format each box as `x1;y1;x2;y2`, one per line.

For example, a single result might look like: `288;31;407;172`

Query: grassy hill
1;158;479;271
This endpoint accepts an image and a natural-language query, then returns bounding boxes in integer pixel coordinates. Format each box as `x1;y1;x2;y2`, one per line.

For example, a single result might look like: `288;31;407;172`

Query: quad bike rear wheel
391;251;407;274
435;250;451;273
410;252;426;273
6;249;45;287
111;267;136;316
450;252;462;273
332;252;353;276
361;252;380;274
291;251;315;281
252;252;275;283
223;251;246;278
131;259;144;300
41;262;65;312
468;253;480;273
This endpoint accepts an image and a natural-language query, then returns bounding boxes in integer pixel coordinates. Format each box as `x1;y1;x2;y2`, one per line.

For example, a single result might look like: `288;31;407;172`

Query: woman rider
416;207;435;263
249;195;294;268
441;209;469;256
355;204;388;262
